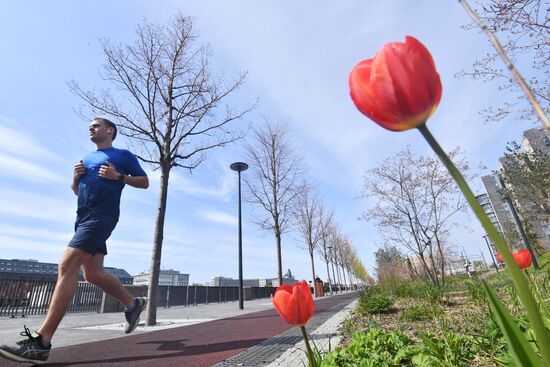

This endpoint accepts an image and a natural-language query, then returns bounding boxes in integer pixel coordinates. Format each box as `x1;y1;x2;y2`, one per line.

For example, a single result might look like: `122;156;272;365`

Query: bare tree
351;254;369;287
374;243;409;283
244;119;304;286
327;227;343;292
331;231;350;290
457;0;549;126
500;141;550;223
294;185;325;296
315;207;335;295
360;147;470;287
69;15;254;325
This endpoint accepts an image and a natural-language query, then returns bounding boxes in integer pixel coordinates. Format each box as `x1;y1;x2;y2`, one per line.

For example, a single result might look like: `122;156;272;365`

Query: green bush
320;329;418;367
360;294;394;314
465;279;486;304
400;303;438;321
320;328;485;367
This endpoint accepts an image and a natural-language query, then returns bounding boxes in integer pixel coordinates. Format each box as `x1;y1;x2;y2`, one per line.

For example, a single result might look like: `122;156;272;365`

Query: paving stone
213;298;357;367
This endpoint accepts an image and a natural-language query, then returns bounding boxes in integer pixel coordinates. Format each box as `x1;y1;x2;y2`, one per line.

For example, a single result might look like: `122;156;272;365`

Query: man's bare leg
37;247;92;344
82;253;146;334
81;253;134;308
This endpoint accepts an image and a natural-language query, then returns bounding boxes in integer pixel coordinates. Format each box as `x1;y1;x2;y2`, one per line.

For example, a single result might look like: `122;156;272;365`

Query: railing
0;278;277;317
0;279;103;317
157;285;275;308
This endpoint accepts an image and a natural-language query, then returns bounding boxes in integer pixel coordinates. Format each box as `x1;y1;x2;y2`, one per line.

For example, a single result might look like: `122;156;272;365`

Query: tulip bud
349;36;442;131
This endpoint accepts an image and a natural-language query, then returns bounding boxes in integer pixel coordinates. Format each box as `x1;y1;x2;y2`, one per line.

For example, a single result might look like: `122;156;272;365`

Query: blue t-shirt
77;147;147;221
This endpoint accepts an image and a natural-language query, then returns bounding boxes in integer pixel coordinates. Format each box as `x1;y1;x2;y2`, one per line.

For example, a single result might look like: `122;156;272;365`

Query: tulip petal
272;280;314;326
349;36;442;131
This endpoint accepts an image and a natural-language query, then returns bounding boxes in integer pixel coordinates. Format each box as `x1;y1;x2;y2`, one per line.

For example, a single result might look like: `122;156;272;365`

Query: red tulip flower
348;34;550;364
495;253;503;264
512;249;532;269
272;280;317;366
272;280;314;326
349;36;442;131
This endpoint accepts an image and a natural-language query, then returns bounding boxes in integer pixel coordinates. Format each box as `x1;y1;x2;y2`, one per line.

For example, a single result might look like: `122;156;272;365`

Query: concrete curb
266;299;357;366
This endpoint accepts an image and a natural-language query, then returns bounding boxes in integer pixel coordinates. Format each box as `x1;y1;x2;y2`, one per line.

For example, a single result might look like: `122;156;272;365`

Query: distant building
133;269;189;286
476;191;506;235
271;277;296;287
523;126;550;153
258;279;273;287
479;174;519;240
0;258;133;284
271;269;296;287
477;127;550;252
210;276;261;287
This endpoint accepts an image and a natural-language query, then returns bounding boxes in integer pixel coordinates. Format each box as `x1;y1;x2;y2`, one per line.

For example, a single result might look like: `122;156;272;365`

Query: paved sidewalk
266;299;357;366
0;298;276;349
0;291;358;366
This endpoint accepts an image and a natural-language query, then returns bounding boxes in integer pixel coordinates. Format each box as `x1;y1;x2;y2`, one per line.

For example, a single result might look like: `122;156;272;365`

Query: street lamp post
483;235;499;272
230;162;248;310
498;176;539;269
328;246;338;294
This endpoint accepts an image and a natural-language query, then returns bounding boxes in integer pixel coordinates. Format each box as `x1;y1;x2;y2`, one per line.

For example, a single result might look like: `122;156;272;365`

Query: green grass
320;251;550;366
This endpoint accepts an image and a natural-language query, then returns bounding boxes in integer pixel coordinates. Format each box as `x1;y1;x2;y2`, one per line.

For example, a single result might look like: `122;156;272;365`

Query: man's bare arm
121;175;149;189
98;162;149;189
71;160;86;196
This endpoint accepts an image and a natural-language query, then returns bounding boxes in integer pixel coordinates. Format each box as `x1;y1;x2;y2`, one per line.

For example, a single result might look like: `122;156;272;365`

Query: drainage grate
213;301;349;367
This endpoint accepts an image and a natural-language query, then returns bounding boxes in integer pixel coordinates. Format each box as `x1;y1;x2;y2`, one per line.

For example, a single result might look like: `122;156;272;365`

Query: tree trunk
325;260;333;296
146;165;170;326
435;234;446;287
427;246;440;288
335;264;342;293
309;251;317;297
340;265;347;290
347;269;354;289
275;229;283;286
331;260;338;293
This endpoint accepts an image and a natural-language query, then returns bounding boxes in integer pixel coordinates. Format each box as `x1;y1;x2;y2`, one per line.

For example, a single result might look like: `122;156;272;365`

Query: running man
0;118;149;364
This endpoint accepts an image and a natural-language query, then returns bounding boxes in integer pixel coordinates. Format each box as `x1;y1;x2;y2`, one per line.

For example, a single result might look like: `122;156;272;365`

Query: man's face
89;120;113;143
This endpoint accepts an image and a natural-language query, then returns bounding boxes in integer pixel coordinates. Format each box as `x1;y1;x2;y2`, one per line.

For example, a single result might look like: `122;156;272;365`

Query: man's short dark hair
93;117;117;141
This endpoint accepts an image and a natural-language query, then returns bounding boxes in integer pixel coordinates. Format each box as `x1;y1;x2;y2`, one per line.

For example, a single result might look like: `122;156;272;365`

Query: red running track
1;292;356;367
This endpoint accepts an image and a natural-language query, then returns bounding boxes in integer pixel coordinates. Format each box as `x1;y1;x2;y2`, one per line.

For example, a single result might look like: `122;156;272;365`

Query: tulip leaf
482;282;545;367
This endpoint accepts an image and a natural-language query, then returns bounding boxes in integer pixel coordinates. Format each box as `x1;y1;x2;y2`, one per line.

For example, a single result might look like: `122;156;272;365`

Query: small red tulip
512;249;532;269
349;36;442;131
495;253;503;263
272;280;314;326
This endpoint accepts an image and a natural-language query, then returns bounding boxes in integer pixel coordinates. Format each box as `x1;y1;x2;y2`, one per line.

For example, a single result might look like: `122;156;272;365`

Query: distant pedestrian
465;260;473;277
0;118;149;364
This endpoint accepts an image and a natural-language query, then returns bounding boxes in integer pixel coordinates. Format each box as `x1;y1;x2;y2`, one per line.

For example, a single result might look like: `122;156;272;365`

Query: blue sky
0;1;539;284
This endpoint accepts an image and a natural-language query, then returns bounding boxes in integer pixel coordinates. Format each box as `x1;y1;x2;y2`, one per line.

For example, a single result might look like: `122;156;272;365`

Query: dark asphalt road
1;292;357;367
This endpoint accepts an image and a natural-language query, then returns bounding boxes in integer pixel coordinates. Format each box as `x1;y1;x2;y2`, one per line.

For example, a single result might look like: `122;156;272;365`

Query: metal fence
156;285;275;308
0;278;276;317
0;278;103;317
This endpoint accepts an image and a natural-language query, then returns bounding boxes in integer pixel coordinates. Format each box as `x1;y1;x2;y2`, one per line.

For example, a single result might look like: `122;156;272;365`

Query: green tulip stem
417;123;550;364
301;325;316;367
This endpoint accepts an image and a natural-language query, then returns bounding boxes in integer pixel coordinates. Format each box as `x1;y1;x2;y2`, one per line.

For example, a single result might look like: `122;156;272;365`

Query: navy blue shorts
68;219;117;256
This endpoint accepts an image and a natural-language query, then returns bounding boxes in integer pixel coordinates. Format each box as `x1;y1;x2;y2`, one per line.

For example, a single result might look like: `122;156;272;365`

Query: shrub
360;294;394;314
320;329;417;366
400;302;438;321
465;279;486;304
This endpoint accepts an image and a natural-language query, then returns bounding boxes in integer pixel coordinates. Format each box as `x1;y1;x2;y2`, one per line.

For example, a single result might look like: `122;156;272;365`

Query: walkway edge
266;299;358;366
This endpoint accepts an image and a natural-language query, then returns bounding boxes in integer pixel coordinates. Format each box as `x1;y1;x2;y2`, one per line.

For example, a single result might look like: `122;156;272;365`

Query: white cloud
0;120;63;162
0;187;74;222
0;223;71;242
164;169;235;201
0;235;61;256
0;152;65;183
199;209;237;226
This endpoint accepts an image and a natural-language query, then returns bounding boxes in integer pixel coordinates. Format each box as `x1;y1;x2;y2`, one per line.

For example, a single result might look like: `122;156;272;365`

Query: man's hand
71;160;86;195
73;160;86;180
98;162;120;180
